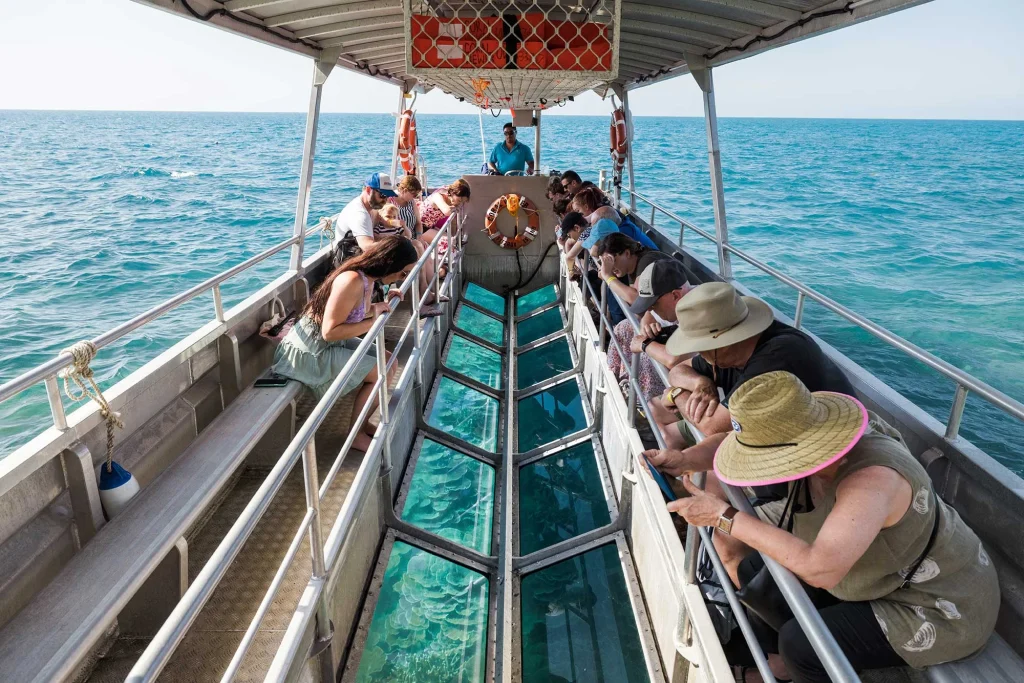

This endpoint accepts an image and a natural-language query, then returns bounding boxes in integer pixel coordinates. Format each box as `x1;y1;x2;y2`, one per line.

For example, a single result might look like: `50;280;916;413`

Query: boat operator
487;122;534;175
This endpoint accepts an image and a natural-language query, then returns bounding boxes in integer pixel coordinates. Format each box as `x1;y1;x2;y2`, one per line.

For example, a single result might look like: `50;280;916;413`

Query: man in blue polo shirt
488;122;534;175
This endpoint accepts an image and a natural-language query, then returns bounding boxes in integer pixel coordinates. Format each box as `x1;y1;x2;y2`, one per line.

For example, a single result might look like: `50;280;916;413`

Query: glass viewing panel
517;307;564;346
464;282;506;316
427;377;500;452
455;304;505;347
517;285;558;315
519;441;611;555
355;541;489;683
517;338;573;389
402;439;495;554
517;380;587;452
446;334;502;390
520;544;650;683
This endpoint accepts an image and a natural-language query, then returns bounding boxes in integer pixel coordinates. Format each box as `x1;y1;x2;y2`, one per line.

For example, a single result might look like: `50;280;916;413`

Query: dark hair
503;122;515;131
572;186;603;214
305;236;418;325
560;211;587;235
546;175;564;197
594;232;643;258
562;170;582;184
553;197;570;218
446;178;471;198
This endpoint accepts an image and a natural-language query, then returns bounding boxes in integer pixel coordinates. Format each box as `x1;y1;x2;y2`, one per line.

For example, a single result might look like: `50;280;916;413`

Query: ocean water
0;111;1022;473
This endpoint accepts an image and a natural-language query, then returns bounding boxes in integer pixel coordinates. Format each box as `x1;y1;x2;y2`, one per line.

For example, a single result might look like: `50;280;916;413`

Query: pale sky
1;0;1022;119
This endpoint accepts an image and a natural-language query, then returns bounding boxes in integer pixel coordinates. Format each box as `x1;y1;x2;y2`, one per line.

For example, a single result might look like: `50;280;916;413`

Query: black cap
559;211;587;234
629;259;689;316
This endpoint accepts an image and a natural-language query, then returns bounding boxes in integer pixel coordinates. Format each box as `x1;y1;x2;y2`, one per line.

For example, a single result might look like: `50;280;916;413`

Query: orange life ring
398;110;417;174
484;194;540;250
610;107;627;174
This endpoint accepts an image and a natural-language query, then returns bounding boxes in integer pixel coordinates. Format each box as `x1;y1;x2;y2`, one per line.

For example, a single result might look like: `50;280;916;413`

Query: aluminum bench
925;634;1024;683
0;380;300;683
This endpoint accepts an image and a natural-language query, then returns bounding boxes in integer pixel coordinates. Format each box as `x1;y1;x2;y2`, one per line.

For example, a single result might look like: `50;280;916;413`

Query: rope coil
59;341;123;472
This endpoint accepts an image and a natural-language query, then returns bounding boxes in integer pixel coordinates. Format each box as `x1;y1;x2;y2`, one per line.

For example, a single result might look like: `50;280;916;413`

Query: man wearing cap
627;259;693;370
646;281;855;457
333;172;398;264
488;123;534;175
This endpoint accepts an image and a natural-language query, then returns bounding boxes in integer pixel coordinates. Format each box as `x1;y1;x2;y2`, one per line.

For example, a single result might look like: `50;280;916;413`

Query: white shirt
334;195;374;247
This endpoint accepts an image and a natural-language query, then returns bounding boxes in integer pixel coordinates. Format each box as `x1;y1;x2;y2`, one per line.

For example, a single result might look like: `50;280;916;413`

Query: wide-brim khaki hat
714;371;868;487
665;282;774;356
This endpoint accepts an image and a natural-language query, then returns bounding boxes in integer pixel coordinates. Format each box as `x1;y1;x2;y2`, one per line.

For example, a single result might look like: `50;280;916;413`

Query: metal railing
563;248;859;683
605;180;1024;442
126;216;463;682
0;221;328;432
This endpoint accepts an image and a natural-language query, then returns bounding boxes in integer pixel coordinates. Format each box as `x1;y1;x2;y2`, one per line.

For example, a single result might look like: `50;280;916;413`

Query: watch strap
717;506;739;535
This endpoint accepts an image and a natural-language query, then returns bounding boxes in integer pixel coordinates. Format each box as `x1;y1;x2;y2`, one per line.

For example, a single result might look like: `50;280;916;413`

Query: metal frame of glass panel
513;334;580;396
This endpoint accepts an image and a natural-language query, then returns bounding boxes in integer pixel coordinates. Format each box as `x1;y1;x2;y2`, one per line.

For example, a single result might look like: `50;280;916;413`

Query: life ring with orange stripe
484;193;539;250
398;110;417;174
610;107;628;174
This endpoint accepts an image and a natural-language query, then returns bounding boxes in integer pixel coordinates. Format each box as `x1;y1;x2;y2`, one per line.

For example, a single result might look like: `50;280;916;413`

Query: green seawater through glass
519;441;611;555
401;439;495;554
520;544;650;683
428;377;500;452
355;541;489;683
517;307;564;346
517;285;558;315
446;334;502;389
517;380;587;452
456;304;505;346
517;338;573;389
464;282;506;316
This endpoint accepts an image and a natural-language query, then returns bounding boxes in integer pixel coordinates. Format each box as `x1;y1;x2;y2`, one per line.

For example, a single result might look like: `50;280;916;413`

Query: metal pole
599;169;607;194
945;384;969;440
623;90;636;211
794;291;806;329
212;284;225;323
301;441;334;683
290;60;329;272
411;270;422;388
534;109;541;172
375;324;392;472
390;87;406;181
702;68;733;279
44;376;67;431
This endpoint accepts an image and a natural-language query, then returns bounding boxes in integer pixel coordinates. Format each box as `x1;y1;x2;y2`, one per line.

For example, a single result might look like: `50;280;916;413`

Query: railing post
411;269;423;388
599;169;607;195
44;376;68;431
389;87;406;182
699;68;733;280
597;280;608;351
212;284;225;323
300;441;334;683
945;384;969;440
678;221;685;248
650;205;656;226
376;324;392;473
534;109;541;172
290;50;339;272
794;291;806;329
623;89;636;211
627;352;641;426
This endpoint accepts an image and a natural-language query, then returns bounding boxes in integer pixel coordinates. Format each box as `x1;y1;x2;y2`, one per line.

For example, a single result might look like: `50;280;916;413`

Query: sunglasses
504;129;517;136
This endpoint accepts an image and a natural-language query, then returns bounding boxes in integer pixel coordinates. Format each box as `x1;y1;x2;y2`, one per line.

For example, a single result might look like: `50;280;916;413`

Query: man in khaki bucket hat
645;281;855;489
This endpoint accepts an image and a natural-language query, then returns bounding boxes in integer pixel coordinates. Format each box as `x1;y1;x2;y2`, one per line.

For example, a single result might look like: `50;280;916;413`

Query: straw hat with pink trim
714;371;869;487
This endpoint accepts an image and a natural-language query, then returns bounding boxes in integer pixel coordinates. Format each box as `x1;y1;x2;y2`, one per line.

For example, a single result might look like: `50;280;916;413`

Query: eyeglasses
504;129;516;136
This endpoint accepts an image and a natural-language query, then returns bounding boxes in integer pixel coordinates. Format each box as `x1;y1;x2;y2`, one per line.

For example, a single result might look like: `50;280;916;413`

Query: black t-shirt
691;320;855;405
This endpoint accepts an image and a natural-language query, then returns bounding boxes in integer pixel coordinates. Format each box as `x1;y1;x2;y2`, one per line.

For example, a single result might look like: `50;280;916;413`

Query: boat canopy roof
136;0;930;107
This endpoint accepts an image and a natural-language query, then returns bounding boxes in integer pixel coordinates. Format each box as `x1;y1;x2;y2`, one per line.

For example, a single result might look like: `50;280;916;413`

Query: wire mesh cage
404;0;620;109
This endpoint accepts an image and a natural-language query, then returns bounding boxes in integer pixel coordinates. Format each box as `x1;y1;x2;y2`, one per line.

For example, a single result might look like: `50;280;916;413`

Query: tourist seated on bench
552;198;570;224
419;178;471;264
332;172;398;267
272;236;417;451
560;169;583;197
387;176;445;317
588;231;673;399
665;371;999;683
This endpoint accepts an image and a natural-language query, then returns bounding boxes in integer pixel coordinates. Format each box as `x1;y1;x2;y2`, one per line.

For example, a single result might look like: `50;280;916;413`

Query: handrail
613;183;1024;439
566;245;858;683
0;220;328;410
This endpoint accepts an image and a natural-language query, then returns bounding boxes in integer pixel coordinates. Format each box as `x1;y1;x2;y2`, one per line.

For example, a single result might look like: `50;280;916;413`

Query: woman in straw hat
668;371;999;682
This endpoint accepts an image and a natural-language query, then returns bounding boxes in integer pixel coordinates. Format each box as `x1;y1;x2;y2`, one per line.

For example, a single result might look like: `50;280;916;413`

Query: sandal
419;304;444;319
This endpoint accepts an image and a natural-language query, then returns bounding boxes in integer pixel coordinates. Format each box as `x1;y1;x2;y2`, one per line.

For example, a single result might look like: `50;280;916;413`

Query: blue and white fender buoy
99;461;140;518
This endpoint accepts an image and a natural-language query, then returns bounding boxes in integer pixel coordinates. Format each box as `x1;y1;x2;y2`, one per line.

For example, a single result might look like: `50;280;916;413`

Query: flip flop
419;305;444;319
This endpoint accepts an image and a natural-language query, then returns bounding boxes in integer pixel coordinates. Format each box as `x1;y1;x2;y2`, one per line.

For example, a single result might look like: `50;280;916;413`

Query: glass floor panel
402;439;495;554
517;380;587;452
517;307;564;346
355;541;489;683
520;544;650;683
519;441;612;555
464;282;506;316
517;337;573;390
427;377;500;452
517;285;558;315
446;334;502;390
455;304;505;347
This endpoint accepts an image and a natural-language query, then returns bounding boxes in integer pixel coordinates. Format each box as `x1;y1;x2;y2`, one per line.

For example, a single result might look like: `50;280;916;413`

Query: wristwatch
641;337;654;352
716;506;739;535
662;386;684;410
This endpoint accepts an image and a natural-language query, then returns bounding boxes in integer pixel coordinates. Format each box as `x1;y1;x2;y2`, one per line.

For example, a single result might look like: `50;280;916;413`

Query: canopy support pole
534;109;542;173
689;59;733;279
623;89;636;210
290;49;340;272
389;87;407;181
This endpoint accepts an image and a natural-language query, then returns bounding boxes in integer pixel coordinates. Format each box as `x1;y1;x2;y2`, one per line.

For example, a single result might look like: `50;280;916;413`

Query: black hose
505;241;558;293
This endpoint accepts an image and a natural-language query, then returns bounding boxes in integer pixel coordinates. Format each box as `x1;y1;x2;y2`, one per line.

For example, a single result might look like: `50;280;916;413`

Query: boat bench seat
925;634;1024;683
0;380;301;683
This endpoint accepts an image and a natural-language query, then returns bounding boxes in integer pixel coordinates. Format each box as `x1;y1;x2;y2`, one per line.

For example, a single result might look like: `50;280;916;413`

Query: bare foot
362;420;379;437
352;432;373;452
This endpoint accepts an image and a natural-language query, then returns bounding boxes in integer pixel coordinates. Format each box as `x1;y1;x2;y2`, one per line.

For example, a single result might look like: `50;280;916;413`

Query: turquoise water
518;380;588;452
518;338;574;389
446;335;502;390
1;112;1022;472
427;377;500;452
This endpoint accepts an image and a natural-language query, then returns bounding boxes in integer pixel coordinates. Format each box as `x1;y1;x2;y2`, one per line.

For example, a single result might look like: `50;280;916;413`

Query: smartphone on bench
254;373;290;388
643;456;678;502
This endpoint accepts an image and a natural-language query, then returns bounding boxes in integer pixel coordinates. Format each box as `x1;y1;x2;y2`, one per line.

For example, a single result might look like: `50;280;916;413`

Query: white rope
59;341;123;472
318;216;335;252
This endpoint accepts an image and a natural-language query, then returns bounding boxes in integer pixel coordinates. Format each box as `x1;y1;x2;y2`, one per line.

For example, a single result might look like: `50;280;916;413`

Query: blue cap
366;172;397;197
581;218;620;249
